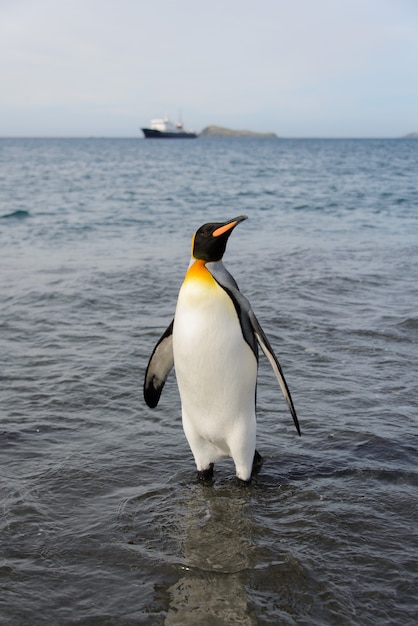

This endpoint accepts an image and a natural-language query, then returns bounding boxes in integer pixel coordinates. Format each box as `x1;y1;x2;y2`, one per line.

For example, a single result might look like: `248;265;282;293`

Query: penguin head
192;215;248;262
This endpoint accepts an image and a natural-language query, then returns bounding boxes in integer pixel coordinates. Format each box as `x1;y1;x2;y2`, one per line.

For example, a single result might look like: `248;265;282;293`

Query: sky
1;0;418;137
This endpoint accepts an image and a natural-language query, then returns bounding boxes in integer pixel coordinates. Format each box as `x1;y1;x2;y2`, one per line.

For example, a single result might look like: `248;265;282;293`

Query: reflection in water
165;483;257;626
121;472;360;623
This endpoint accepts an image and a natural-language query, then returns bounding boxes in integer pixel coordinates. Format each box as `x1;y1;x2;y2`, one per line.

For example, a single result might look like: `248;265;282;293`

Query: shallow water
1;137;417;625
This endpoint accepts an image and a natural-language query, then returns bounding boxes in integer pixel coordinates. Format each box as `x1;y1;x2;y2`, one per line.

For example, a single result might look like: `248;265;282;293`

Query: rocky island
403;131;418;138
199;125;278;138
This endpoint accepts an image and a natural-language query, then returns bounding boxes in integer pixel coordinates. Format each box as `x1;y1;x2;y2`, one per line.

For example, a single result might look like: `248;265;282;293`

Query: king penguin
144;215;300;483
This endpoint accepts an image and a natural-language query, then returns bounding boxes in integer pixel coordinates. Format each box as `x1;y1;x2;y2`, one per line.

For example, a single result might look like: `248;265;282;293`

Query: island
199;125;278;138
402;132;418;138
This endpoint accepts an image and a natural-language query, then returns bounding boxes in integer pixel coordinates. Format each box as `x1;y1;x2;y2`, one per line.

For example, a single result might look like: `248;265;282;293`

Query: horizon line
0;135;415;140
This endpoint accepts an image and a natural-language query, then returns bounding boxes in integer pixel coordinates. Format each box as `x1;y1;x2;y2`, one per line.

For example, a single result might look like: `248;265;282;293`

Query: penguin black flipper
144;320;174;408
248;309;301;436
208;262;301;436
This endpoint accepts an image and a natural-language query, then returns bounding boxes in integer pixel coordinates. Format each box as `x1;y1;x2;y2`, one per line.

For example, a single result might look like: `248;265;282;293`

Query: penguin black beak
212;215;248;238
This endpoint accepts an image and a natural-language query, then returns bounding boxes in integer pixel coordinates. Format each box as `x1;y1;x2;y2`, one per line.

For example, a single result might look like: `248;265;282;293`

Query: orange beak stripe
213;221;237;237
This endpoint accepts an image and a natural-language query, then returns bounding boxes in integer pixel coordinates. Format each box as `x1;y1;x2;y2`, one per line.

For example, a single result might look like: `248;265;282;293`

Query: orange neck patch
184;259;215;285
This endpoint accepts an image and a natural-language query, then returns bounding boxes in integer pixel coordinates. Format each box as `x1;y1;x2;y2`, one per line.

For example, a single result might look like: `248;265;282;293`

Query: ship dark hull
142;128;197;139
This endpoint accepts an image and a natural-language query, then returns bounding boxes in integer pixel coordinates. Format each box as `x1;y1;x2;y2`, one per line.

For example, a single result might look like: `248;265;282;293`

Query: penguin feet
251;449;264;476
197;463;214;481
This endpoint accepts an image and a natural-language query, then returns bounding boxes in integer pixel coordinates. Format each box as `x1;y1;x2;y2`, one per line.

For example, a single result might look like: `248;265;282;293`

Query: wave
397;317;418;330
1;209;31;219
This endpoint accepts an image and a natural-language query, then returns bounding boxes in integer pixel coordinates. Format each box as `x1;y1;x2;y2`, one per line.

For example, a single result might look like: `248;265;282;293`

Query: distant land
403;131;418;138
199;125;278;138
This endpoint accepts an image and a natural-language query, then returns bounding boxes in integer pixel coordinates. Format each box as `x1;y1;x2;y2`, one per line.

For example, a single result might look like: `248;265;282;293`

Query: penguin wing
144;320;174;408
248;309;301;436
208;262;301;436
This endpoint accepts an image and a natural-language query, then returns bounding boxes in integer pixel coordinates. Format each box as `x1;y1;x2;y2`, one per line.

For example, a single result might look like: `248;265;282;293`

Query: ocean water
0;137;417;625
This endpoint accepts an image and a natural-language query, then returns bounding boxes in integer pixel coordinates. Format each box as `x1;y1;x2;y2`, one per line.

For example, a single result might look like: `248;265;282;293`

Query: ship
141;117;197;139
